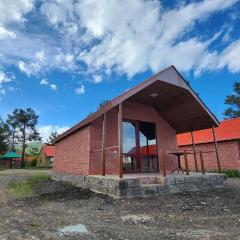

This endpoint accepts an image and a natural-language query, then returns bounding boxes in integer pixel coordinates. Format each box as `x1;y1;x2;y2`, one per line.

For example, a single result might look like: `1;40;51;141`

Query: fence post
184;151;189;175
191;131;198;172
199;151;205;174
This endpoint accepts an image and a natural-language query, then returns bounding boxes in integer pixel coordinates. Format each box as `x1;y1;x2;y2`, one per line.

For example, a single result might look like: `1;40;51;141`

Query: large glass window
123;122;137;172
122;120;159;173
139;121;158;172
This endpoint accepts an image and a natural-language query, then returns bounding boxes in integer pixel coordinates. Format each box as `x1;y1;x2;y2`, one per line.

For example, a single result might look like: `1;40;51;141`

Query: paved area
0;170;240;239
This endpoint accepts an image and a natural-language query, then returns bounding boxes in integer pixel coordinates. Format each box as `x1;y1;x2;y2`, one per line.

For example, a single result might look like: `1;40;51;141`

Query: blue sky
0;0;240;140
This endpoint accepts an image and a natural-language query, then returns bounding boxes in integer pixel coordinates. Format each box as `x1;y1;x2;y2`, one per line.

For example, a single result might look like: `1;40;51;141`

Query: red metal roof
43;146;55;157
177;117;240;146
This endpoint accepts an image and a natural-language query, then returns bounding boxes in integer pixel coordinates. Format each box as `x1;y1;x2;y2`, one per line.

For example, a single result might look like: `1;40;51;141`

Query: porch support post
191;131;198;172
184;151;189;175
212;125;221;172
118;103;123;178
199;151;205;174
101;112;106;176
161;148;167;177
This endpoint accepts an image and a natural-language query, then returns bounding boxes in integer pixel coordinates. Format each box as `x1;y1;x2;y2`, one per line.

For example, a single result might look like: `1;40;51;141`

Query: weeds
8;174;50;197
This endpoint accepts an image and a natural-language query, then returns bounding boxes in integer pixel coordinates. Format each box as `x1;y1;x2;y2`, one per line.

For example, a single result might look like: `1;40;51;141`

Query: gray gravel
0;170;240;240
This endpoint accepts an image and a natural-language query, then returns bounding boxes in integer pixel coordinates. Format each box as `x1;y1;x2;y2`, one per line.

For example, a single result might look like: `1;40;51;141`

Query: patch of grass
209;169;240;178
8;174;51;197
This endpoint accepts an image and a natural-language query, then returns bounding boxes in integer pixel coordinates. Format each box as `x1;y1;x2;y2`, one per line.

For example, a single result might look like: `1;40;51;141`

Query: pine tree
224;82;240;119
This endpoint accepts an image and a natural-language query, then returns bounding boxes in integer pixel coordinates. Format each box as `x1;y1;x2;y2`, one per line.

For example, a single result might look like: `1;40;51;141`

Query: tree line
0;108;59;167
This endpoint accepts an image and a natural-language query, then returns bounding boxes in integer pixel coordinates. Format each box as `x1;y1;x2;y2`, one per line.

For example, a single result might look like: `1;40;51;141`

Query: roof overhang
127;79;218;134
55;66;219;143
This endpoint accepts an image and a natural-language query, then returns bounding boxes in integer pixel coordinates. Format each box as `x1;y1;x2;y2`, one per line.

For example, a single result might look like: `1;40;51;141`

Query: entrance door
139;121;158;172
123;120;159;173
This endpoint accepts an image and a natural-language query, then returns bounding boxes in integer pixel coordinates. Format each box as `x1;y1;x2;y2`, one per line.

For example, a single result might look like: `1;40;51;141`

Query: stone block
165;176;176;185
126;179;140;188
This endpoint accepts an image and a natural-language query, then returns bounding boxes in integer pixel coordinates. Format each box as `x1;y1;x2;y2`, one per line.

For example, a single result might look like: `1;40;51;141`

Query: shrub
207;169;240;178
225;169;240;178
23;159;37;168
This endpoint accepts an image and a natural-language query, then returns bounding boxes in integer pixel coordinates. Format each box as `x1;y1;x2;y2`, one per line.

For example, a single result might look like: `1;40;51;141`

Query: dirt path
0;171;240;240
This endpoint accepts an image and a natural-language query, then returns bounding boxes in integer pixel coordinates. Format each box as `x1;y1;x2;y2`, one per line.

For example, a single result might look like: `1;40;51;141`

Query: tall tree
6;109;19;150
0;118;9;154
12;108;41;167
98;100;109;110
224;82;240;119
46;131;59;145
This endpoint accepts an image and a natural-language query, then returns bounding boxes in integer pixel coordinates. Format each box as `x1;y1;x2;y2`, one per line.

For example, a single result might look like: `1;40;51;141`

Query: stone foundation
53;172;226;198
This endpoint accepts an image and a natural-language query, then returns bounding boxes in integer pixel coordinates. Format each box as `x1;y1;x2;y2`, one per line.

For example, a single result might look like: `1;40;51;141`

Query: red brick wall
179;140;240;170
54;101;178;176
89;101;178;175
89;107;119;175
54;125;91;175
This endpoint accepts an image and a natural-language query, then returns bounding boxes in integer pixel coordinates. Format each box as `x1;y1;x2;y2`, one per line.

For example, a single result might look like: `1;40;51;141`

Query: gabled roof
41;146;55;157
55;65;219;143
0;151;21;159
177;117;240;146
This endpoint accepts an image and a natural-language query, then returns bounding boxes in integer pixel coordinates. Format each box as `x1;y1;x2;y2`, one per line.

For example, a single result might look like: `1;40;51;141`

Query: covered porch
97;66;220;178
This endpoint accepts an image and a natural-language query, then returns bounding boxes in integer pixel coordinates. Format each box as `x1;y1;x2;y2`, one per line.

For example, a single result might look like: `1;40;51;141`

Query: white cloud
37;125;69;142
0;70;11;84
75;84;85;94
74;0;238;77
0;0;35;40
0;26;16;39
40;78;49;85
218;40;240;73
0;69;12;99
0;0;240;81
35;50;45;62
50;84;57;91
40;78;57;91
93;75;102;84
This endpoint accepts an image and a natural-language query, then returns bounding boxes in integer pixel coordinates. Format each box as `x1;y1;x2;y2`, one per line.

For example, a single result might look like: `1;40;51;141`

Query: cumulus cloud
0;0;240;80
39;78;57;91
37;125;69;142
75;84;85;94
41;0;240;77
0;0;35;39
218;40;240;73
40;78;48;85
0;70;11;85
0;70;13;99
93;75;102;84
50;84;57;91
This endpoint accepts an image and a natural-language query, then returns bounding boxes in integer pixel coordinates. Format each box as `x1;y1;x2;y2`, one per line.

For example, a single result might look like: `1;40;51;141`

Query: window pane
123;122;136;154
139;121;157;155
139;121;158;172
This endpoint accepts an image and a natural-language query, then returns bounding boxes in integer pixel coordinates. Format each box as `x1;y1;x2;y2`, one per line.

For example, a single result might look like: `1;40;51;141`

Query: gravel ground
0;170;240;240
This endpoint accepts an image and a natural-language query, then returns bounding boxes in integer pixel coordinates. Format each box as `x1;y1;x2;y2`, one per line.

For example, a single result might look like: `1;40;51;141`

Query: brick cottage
177;117;240;171
53;66;220;180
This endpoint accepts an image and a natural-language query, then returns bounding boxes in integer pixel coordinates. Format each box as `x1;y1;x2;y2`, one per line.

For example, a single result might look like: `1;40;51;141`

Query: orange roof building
177;117;240;170
37;146;55;168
